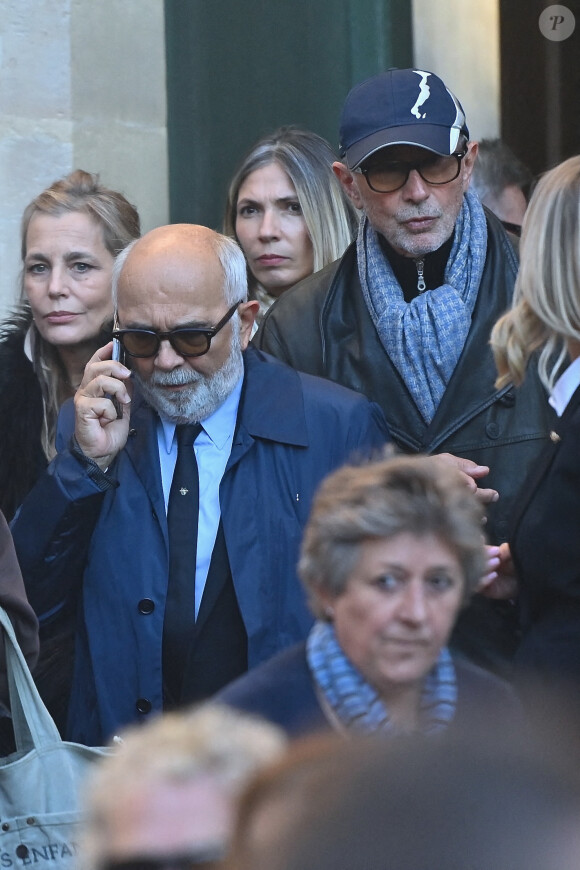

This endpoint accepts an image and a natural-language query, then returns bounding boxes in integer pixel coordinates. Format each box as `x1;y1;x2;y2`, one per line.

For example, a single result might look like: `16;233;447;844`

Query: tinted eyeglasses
101;845;226;870
355;150;467;193
112;301;242;359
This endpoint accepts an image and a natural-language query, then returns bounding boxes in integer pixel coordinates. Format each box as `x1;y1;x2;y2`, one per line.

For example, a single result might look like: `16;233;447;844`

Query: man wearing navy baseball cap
256;68;554;675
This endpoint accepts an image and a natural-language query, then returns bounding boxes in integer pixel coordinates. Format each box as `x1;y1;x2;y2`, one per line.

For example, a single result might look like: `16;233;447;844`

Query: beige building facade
0;0;168;314
0;0;499;314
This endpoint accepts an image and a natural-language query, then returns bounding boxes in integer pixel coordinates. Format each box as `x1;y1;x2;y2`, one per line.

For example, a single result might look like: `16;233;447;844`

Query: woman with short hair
224;126;357;324
218;454;521;738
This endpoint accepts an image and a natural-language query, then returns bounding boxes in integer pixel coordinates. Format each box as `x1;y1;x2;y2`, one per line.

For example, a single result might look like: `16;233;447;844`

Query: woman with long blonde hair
224;126;357;324
491;154;580;686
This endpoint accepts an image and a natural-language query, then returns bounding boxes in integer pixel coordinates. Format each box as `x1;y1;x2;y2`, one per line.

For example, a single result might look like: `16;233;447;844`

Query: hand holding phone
74;338;132;471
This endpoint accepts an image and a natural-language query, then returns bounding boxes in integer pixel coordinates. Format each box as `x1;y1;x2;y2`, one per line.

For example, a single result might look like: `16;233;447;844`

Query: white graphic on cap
411;70;431;119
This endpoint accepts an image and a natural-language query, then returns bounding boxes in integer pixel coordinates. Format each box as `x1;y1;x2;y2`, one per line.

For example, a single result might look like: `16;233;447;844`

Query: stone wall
412;0;500;141
0;0;168;315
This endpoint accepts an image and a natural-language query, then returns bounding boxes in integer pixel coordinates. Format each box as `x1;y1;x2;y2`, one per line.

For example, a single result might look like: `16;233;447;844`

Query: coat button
16;846;29;859
497;389;515;407
138;598;155;614
550;430;561;443
136;698;152;714
485;422;500;439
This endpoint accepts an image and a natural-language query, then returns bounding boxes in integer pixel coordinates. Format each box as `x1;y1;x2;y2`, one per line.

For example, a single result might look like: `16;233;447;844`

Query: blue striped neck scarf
306;620;457;736
357;189;488;424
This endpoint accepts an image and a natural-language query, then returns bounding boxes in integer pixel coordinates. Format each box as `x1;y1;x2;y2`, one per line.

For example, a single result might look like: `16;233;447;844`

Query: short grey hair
112;231;248;309
213;232;249;305
471;138;532;205
111;236;137;308
299;455;487;619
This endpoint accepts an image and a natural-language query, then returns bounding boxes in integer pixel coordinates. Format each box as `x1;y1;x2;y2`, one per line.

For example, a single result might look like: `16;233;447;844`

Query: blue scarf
306;621;457;736
357;189;488;423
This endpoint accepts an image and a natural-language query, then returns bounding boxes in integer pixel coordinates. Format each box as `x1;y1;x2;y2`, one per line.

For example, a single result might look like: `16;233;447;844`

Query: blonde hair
80;705;286;870
224;126;357;286
19;169;140;457
20;169;140;265
491;155;580;391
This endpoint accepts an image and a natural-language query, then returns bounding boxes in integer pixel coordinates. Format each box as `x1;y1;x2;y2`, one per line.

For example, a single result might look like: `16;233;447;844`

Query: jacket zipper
416;259;426;293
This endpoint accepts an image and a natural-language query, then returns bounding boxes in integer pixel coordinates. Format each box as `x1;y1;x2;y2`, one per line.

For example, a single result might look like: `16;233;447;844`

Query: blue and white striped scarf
306;620;457;736
357;189;488;423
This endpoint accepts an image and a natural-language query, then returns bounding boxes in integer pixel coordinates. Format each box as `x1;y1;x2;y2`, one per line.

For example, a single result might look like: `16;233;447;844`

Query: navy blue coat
11;348;388;744
218;641;526;740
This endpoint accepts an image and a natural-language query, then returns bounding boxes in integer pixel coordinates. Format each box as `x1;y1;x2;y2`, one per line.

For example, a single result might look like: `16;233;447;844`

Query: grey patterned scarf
357;189;488;423
306;621;457;736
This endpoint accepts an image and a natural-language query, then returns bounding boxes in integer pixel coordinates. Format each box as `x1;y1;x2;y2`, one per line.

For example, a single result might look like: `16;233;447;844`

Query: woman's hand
74;342;132;470
478;543;518;600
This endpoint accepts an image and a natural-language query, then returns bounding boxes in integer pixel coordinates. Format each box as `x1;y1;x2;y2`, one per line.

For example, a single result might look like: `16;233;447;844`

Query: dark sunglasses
355;150;467;193
112;301;242;359
101;844;226;870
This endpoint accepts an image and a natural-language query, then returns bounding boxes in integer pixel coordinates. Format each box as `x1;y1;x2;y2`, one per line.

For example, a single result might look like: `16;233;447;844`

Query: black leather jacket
256;212;556;673
256;213;554;545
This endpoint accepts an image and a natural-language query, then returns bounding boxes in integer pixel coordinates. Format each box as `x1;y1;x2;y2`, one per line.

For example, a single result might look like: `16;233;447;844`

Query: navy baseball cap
339;68;469;169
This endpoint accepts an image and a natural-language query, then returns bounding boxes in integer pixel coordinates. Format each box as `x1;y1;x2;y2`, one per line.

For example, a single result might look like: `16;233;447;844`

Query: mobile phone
108;319;125;419
112;335;125;366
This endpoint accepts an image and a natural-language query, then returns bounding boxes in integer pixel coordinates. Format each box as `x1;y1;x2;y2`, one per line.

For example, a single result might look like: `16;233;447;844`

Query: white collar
549;356;580;417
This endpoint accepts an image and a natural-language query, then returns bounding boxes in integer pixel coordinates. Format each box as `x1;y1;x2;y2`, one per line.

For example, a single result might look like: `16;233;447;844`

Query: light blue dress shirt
157;375;243;617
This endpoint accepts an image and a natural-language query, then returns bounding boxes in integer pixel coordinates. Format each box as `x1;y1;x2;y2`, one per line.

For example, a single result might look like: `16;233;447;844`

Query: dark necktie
163;422;202;704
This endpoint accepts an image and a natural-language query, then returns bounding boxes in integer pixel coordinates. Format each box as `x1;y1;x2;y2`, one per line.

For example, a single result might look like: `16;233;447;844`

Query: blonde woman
491;154;580;685
0;170;140;520
224;126;357;324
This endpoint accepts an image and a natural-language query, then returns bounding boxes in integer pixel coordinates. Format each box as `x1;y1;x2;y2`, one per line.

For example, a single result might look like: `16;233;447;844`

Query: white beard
134;325;243;424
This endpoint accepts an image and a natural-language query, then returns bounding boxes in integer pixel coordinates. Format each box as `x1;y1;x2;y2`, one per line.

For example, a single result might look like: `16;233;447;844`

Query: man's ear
333;162;365;210
461;141;479;192
238;299;260;350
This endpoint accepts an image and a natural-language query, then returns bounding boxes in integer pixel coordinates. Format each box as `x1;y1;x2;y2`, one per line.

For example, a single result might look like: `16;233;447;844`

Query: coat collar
124;345;310;472
236;346;309;447
121;390;167;532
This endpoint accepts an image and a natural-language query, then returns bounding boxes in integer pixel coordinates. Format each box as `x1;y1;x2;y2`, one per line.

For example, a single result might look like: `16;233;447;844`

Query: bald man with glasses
11;224;388;745
256;69;554;676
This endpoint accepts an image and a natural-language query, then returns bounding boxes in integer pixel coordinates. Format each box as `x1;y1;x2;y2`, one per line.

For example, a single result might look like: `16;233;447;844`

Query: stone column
0;0;168;314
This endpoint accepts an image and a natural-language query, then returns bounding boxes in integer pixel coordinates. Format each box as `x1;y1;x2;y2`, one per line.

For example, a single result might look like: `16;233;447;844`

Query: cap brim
345;124;462;169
